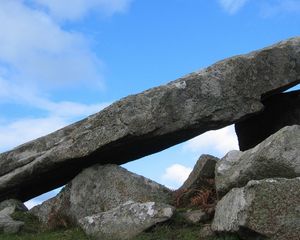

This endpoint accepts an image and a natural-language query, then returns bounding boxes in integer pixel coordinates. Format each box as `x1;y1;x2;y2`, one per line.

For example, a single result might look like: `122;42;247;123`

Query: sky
0;0;299;208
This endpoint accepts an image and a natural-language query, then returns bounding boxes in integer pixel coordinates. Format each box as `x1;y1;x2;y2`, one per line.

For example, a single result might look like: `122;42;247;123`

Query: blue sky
0;0;299;208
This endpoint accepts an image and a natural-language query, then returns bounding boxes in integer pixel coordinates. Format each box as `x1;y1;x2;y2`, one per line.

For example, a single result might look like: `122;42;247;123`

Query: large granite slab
1;37;300;201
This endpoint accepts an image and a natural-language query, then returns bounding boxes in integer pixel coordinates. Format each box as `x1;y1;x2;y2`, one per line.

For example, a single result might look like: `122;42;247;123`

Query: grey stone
212;178;300;240
78;201;174;240
0;207;24;234
30;164;172;227
181;209;209;224
30;187;71;229
179;154;218;190
236;90;300;151
215;125;300;197
0;199;28;212
1;37;300;202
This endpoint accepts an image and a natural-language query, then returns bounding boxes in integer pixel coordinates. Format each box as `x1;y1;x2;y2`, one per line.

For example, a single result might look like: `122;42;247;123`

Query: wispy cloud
260;0;300;17
218;0;249;14
32;0;133;20
0;99;109;153
219;0;300;16
0;117;66;152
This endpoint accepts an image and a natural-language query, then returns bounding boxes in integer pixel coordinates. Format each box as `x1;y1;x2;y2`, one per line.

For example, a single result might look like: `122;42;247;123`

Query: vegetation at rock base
0;209;241;240
132;210;240;240
132;211;202;240
0;177;241;240
0;211;88;240
0;228;88;240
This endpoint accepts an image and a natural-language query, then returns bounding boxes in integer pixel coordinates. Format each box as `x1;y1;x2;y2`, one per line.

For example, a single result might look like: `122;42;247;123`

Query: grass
132;210;241;240
0;211;89;240
210;233;241;240
132;210;202;239
0;228;88;240
0;210;241;240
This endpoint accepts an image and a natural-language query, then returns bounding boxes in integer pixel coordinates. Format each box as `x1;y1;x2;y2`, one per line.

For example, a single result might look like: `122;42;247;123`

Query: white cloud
32;0;133;20
183;125;239;158
0;1;104;89
0;99;109;153
0;78;110;118
219;0;300;16
260;0;300;17
42;101;109;118
162;164;192;188
219;0;249;14
0;117;66;152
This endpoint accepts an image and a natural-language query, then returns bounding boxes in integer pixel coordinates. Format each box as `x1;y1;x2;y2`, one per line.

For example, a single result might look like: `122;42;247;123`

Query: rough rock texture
180;209;209;224
215;125;300;197
0;207;24;234
79;201;174;240
180;154;218;190
1;37;300;202
0;199;27;212
30;164;172;227
212;178;300;240
236;90;300;151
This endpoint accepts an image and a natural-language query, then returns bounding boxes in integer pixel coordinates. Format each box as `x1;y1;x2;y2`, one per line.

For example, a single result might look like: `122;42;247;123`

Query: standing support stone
235;90;300;151
30;164;172;228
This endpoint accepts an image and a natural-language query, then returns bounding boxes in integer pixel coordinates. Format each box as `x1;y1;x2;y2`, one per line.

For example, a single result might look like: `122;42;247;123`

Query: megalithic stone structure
0;37;300;202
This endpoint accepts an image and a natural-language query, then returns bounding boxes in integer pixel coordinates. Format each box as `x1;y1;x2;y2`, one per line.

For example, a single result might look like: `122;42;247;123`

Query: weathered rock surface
1;37;300;202
212;178;300;240
0;199;27;212
180;154;218;190
180;209;209;224
215;125;300;197
236;90;300;151
79;201;174;240
30;164;172;227
0;207;24;234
